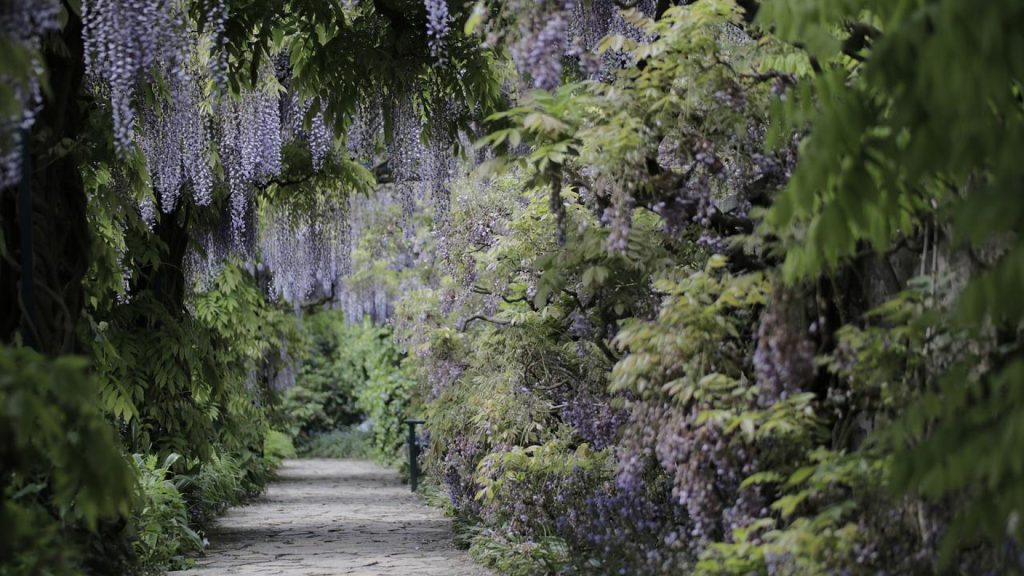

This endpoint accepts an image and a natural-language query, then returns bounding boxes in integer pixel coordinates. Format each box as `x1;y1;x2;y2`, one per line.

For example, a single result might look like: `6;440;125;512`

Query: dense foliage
0;347;134;574
1;0;487;569
283;311;365;439
1;261;298;573
2;0;1022;574
386;1;1022;574
285;312;418;464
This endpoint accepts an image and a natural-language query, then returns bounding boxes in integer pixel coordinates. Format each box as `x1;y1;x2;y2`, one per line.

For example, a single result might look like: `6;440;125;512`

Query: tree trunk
1;7;91;356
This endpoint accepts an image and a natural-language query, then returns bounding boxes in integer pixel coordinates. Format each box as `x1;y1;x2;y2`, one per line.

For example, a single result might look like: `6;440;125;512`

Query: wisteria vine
0;0;61;190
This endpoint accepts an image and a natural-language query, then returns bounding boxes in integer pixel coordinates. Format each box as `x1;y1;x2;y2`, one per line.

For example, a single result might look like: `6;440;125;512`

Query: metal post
404;419;425;492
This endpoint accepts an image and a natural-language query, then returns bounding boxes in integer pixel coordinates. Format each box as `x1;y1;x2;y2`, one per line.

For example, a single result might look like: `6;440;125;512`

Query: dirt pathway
169;459;490;576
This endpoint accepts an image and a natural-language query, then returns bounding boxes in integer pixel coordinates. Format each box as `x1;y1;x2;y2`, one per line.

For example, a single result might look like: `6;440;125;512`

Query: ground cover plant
1;0;1022;574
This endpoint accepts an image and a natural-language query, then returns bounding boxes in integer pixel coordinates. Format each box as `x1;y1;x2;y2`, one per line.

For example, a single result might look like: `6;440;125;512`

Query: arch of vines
2;0;1024;574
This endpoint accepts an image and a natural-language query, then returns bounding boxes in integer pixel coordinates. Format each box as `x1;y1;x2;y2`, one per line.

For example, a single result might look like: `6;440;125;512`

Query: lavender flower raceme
0;0;61;189
288;95;332;171
513;11;569;90
424;0;450;60
82;0;190;153
260;204;350;305
219;87;283;242
138;65;214;212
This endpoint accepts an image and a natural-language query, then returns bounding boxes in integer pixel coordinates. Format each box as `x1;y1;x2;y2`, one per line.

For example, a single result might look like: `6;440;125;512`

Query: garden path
169;458;489;576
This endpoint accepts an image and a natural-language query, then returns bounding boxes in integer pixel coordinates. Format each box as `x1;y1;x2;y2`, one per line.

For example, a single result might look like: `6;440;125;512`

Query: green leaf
464;2;486;35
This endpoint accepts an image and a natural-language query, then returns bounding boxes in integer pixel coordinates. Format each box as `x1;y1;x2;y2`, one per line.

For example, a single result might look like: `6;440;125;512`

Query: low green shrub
132;453;202;571
264;429;297;465
468;529;571;576
185;451;247;526
0;346;136;576
417;478;455;516
296;426;372;459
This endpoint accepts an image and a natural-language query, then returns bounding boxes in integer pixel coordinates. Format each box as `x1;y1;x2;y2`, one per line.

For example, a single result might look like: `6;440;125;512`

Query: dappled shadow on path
168;459;489;576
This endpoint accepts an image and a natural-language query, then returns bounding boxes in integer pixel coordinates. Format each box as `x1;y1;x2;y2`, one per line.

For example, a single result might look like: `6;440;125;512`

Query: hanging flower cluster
260;204;350;304
219;88;283;243
424;0;451;60
0;0;61;190
286;95;332;171
82;0;191;153
138;65;214;213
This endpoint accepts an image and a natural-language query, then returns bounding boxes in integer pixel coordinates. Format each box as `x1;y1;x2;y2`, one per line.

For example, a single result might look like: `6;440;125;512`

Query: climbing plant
2;0;1023;574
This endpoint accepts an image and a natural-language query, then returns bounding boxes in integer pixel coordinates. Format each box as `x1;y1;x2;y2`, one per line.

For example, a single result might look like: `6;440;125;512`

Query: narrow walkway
170;459;489;576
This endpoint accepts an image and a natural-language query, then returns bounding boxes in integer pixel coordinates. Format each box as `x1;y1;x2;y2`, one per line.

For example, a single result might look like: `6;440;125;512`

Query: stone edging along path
168;458;491;576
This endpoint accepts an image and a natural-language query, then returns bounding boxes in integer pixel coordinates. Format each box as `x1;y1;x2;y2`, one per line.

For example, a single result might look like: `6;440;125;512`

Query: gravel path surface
169;459;490;576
